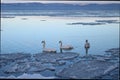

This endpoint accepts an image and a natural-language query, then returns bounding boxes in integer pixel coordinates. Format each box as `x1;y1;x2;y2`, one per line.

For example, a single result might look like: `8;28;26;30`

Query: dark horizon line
1;2;120;4
16;0;119;1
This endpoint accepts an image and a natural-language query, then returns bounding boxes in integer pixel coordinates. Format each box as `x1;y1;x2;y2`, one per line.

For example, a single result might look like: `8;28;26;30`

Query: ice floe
56;60;117;79
0;48;119;79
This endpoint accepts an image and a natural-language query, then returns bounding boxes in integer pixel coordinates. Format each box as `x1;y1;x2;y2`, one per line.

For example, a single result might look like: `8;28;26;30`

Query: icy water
1;15;119;55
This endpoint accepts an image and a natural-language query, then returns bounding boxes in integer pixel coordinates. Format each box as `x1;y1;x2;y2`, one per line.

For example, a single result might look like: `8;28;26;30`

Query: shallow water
1;16;119;55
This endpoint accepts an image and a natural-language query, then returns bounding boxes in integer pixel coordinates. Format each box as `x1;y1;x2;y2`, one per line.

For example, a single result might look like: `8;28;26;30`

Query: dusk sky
1;0;120;5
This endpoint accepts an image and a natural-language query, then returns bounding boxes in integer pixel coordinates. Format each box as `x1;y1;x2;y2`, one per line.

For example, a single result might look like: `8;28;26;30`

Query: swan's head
41;40;45;44
59;41;62;43
86;40;88;42
41;40;45;48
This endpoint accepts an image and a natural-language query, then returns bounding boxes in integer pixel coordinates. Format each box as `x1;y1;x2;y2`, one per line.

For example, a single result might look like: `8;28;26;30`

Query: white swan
59;41;73;50
41;41;56;53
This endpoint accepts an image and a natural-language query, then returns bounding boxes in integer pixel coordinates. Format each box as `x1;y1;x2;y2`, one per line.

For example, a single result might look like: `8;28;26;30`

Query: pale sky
1;0;120;5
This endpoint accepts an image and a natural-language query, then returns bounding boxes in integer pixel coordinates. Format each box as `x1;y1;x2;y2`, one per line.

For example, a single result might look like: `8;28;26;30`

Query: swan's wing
61;45;73;49
43;48;56;51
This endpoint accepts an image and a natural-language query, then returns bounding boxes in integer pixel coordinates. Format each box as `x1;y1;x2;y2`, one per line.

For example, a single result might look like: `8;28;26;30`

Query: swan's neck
42;42;45;49
59;42;62;47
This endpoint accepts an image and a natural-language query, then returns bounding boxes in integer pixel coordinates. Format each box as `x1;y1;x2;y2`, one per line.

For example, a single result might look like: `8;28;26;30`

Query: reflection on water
1;16;119;55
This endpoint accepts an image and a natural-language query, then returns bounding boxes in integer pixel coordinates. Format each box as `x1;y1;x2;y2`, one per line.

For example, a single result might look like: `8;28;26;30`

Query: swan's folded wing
61;45;73;50
43;48;56;53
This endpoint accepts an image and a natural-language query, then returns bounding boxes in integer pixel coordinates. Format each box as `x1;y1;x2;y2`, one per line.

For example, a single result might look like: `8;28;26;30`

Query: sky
1;0;120;5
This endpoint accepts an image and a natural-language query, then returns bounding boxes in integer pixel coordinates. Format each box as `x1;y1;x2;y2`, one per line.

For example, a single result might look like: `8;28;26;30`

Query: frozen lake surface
1;15;119;55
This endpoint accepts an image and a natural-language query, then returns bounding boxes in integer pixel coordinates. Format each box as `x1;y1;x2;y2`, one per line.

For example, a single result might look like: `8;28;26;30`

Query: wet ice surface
56;60;118;79
0;73;56;79
0;48;119;79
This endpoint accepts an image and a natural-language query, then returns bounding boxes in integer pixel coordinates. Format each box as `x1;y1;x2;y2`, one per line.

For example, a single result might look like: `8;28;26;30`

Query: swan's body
59;41;73;50
84;40;90;48
84;40;90;55
41;41;56;53
43;48;56;53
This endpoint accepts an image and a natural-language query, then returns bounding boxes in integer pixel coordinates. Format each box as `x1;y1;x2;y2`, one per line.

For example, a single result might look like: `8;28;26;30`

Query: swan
59;41;73;50
84;40;90;55
41;40;56;53
84;40;90;48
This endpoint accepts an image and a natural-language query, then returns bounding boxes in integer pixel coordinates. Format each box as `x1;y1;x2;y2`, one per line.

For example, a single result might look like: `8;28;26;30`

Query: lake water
1;15;119;55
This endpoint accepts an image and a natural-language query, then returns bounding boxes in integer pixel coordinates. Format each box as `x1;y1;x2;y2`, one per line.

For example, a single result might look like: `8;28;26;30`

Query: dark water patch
67;22;105;25
40;20;46;21
1;16;15;18
96;20;119;24
67;19;119;26
21;18;28;20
